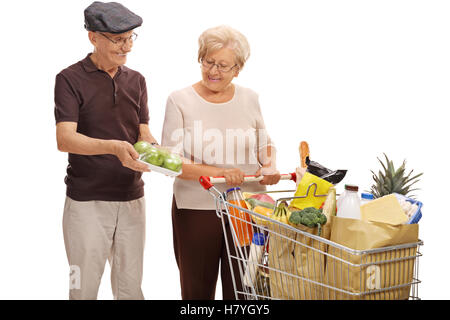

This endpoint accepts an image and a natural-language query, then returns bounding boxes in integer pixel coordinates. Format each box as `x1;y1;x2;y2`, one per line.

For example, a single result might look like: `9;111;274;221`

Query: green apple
146;145;159;155
142;149;164;166
134;141;152;155
159;148;170;159
163;153;182;172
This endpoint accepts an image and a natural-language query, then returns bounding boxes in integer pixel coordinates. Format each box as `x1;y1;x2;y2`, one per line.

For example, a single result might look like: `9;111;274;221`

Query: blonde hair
198;25;250;69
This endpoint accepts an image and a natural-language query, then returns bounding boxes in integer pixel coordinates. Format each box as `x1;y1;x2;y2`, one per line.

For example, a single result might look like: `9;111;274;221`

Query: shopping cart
199;174;423;300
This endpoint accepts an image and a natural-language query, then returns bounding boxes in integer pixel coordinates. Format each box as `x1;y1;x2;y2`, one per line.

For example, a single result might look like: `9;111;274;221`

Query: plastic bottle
360;193;374;206
336;189;346;209
336;184;361;220
226;187;254;247
243;233;266;288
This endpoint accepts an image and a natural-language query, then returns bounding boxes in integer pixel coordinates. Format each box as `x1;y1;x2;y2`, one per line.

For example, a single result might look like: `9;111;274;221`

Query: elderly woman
161;25;280;300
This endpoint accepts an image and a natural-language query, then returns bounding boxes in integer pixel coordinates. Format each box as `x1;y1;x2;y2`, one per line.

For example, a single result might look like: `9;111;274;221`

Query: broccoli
288;207;327;236
301;207;320;215
301;211;319;228
317;212;327;225
288;210;304;225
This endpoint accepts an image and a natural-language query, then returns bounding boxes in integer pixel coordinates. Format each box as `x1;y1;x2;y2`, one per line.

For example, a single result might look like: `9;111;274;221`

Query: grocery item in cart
394;193;423;224
242;192;275;211
305;157;347;185
336;184;362;220
255;266;271;300
325;216;419;300
267;219;298;299
361;192;374;205
226;187;254;247
271;201;290;225
321;187;337;220
360;194;408;225
290;172;333;210
288;207;327;236
242;192;275;226
368;153;423;199
269;185;331;299
285;201;332;299
298;141;347;185
293;222;331;299
269;211;331;299
243;233;266;288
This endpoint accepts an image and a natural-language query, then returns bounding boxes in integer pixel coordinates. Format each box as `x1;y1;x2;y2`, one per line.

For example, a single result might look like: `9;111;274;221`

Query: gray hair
198;25;251;69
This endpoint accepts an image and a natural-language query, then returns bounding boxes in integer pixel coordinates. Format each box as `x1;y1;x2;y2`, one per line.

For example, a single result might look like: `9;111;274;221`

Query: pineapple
369;153;423;199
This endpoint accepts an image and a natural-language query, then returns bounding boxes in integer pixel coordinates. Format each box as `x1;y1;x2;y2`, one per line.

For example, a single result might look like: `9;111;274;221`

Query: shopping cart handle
199;172;296;190
199;176;214;190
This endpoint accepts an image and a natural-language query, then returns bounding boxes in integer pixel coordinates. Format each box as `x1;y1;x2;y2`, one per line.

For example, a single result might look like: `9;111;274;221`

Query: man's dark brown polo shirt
54;54;149;201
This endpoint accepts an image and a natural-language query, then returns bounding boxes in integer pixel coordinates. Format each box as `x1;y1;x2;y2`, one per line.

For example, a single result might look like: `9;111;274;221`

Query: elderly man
54;2;157;300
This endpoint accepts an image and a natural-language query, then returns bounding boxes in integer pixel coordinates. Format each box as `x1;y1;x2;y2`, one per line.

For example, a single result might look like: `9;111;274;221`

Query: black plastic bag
305;157;347;185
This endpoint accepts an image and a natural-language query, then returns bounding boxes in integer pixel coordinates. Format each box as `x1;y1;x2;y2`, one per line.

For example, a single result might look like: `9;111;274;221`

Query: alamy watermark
167;120;274;166
70;265;81;290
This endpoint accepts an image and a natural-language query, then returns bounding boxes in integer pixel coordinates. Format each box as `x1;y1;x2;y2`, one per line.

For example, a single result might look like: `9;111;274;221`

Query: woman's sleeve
161;95;184;156
253;94;277;168
254;95;276;151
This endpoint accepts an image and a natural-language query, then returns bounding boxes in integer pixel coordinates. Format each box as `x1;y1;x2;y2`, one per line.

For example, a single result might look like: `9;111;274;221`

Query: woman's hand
223;168;245;186
112;140;150;172
255;167;281;185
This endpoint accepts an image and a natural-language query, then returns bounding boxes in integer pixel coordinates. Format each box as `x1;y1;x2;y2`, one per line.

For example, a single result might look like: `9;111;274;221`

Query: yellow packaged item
290;172;333;210
361;194;408;225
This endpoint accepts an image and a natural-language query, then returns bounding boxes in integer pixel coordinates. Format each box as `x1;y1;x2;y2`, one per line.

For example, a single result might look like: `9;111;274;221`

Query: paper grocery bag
324;216;419;300
290;173;333;210
267;222;298;299
268;220;332;300
291;223;331;300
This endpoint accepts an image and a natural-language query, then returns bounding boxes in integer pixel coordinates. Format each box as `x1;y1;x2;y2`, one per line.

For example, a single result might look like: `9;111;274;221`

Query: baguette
299;141;310;168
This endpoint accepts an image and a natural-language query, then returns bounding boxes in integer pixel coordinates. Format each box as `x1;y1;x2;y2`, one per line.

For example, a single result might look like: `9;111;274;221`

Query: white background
0;0;448;299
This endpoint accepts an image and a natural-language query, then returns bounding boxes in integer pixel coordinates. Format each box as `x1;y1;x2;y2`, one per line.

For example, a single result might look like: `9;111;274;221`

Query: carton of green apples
134;141;182;177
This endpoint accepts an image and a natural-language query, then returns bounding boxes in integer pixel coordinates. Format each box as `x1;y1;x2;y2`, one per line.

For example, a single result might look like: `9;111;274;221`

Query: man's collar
81;53;126;74
81;53;99;73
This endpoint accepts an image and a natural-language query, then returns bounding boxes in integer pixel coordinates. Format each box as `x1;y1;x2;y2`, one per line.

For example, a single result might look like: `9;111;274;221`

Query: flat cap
84;1;143;34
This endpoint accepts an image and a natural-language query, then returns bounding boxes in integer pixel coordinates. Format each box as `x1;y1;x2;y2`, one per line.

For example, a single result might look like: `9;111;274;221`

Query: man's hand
112;140;150;172
56;122;150;173
255;167;281;185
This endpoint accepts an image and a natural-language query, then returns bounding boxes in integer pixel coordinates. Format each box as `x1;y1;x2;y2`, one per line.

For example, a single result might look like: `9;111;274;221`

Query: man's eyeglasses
99;32;138;46
201;59;238;73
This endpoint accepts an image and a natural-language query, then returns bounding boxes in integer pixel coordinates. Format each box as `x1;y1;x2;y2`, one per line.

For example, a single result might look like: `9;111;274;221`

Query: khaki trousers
62;196;146;300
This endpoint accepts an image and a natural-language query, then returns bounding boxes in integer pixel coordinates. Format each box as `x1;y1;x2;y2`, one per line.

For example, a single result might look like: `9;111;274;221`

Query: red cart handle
199;172;296;190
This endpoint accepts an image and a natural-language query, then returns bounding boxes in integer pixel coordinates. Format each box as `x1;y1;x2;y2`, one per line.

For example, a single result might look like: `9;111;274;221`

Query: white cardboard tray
137;159;182;177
